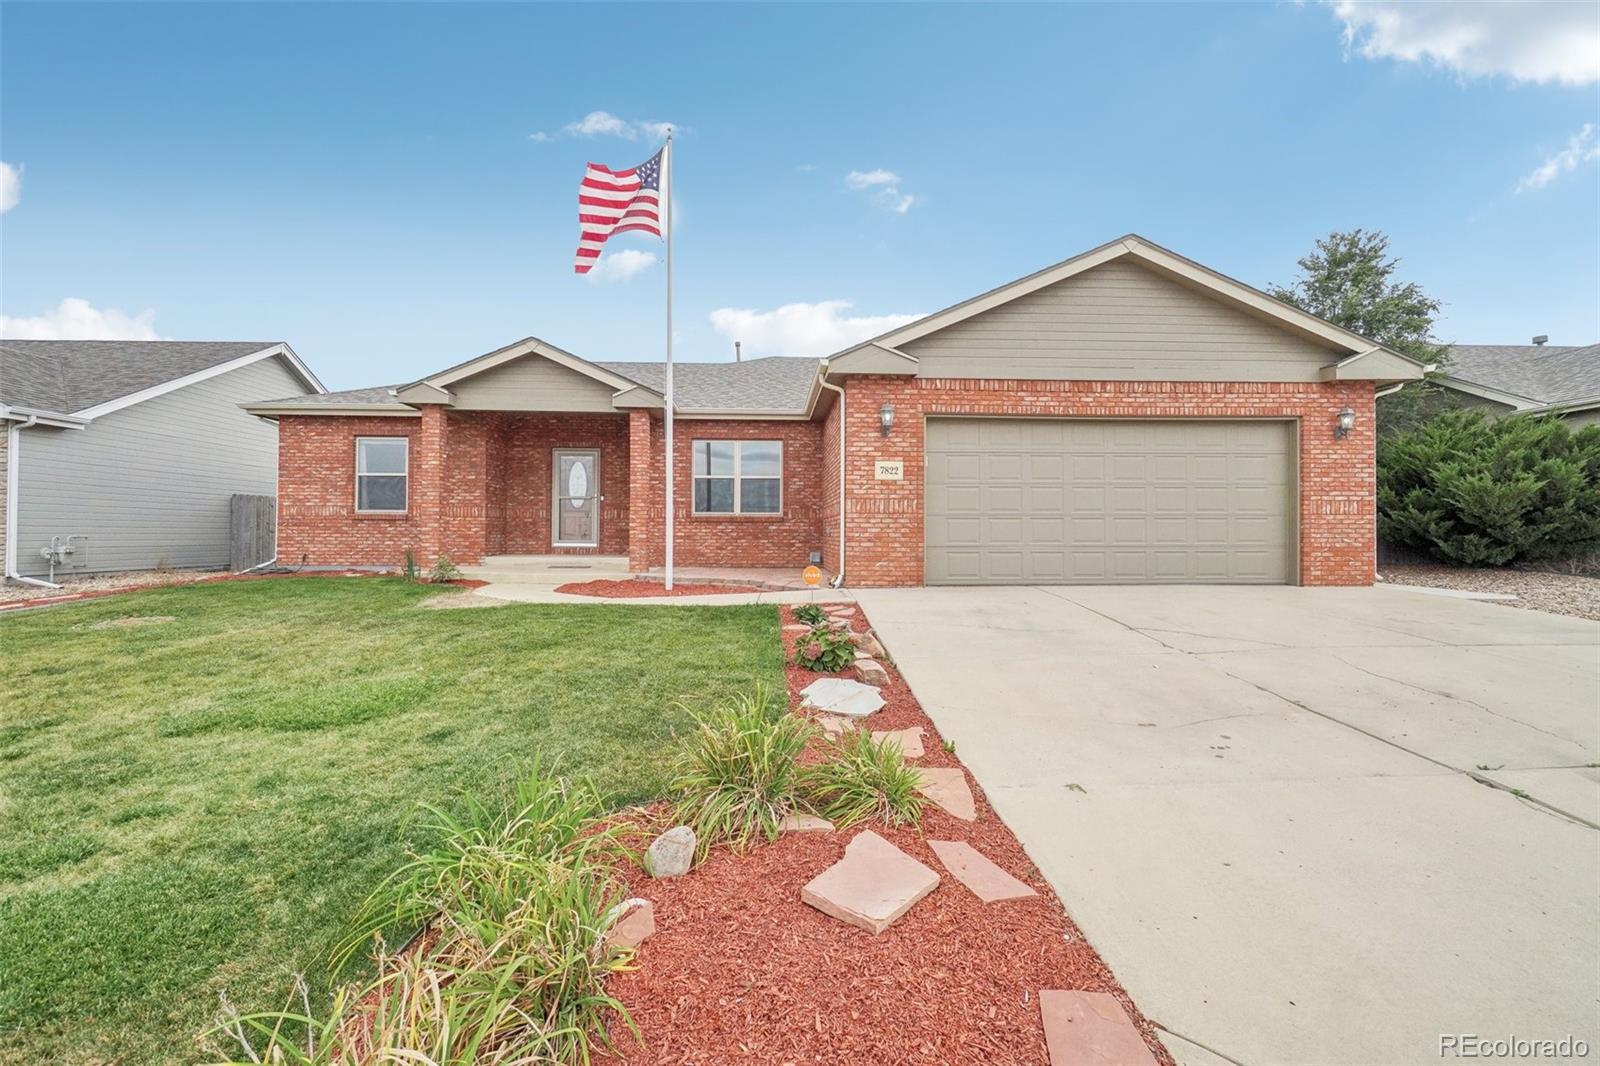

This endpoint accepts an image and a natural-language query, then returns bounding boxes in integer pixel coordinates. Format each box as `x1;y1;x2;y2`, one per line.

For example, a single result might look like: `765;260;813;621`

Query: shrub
1378;411;1600;566
802;730;925;830
672;685;815;854
210;762;635;1065
401;550;420;583
428;554;463;583
793;626;856;672
792;603;827;627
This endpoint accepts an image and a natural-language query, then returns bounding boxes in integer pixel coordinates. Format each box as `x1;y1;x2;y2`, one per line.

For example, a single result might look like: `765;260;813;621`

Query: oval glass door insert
567;461;588;506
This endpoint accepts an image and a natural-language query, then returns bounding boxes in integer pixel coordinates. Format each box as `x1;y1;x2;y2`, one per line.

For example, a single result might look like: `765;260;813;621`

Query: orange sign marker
802;565;822;587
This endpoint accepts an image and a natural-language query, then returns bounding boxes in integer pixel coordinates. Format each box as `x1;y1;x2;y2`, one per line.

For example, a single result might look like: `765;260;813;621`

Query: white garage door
925;418;1297;585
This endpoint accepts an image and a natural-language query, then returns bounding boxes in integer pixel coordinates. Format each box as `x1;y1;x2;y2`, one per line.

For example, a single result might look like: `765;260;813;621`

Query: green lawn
0;577;783;1064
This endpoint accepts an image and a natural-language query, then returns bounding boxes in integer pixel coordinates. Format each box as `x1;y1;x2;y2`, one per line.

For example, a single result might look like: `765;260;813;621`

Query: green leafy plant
802;730;925;830
671;684;815;855
210;762;636;1065
792;603;827;627
401;549;420;583
1378;410;1600;566
428;554;463;583
793;626;856;673
942;739;956;755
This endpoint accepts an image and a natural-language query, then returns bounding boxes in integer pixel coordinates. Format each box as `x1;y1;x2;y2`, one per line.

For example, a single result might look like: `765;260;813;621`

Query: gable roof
824;234;1426;382
1441;343;1600;407
0;340;323;420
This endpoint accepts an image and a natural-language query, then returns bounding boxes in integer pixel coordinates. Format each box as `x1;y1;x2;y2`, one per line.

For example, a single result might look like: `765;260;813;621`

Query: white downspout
4;417;62;589
818;372;847;587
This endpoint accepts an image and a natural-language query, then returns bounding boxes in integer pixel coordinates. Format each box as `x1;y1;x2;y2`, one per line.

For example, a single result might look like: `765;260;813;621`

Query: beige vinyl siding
449;355;619;412
925;417;1297;585
901;259;1341;382
13;357;300;578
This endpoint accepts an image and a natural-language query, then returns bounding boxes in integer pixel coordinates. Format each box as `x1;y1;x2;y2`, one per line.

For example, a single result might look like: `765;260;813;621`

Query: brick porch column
412;404;448;566
627;409;657;572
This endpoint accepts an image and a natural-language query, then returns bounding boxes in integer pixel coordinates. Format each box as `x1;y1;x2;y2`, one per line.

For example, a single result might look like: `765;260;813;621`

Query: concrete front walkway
855;584;1600;1066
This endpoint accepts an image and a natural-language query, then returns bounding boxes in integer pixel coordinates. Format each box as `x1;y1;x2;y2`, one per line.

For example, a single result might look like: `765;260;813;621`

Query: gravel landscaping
1380;564;1600;622
555;578;754;597
0;567;216;605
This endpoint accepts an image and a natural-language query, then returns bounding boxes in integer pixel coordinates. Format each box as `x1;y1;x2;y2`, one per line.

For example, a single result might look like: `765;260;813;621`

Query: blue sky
2;1;1597;391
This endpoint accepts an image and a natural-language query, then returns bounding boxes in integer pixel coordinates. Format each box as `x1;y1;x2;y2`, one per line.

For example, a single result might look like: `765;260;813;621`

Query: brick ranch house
244;235;1424;587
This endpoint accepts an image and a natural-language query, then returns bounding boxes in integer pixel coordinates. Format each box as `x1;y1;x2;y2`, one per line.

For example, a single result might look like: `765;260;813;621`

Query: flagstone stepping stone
778;812;834;832
929;840;1038;903
782;623;812;634
801;830;940;934
800;677;885;718
870;726;925;758
604;898;656;950
644;826;696;878
854;658;891;687
1039;990;1158;1066
916;767;977;821
815;713;857;737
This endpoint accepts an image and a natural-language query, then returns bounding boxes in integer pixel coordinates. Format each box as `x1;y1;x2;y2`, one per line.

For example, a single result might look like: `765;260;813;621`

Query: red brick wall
276;411;630;567
627;415;826;571
834;376;1377;588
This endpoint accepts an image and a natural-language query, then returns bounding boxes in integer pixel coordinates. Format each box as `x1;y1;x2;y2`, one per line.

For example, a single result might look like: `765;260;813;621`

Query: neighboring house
1435;342;1600;426
246;234;1423;587
1;340;325;583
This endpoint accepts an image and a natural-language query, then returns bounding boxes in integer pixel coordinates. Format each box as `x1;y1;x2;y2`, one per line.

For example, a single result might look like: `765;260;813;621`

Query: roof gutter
818;370;847;587
4;416;62;589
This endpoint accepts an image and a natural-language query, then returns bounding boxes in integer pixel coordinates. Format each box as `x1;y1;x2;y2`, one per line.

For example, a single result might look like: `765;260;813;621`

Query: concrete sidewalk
857;584;1600;1066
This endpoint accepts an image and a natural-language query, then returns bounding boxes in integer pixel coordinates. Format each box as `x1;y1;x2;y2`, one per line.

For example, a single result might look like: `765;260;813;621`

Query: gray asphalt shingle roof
0;339;281;414
1444;343;1600;405
254;356;823;414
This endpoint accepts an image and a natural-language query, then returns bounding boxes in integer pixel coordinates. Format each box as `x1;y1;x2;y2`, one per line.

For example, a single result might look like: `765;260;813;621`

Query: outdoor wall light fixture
879;402;895;437
1335;406;1356;439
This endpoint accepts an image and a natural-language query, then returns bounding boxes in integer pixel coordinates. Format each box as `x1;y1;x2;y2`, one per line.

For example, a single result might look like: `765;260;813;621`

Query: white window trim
355;436;409;514
691;439;783;515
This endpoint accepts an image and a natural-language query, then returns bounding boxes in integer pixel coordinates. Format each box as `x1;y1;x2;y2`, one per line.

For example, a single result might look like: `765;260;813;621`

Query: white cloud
527;131;552;143
0;162;20;213
1327;1;1600;85
584;248;658;283
845;168;917;214
1517;124;1600;191
0;297;165;340
557;110;678;141
708;300;924;358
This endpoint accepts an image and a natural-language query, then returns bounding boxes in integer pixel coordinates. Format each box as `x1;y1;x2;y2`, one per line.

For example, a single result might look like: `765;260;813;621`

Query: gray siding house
1;340;323;583
1436;342;1600;426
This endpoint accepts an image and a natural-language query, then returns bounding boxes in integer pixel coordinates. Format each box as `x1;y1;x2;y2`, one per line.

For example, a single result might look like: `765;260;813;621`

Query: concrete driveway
855;584;1600;1066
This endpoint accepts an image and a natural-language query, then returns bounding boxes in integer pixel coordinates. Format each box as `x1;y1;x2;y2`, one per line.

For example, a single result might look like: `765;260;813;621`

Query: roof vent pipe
1533;335;1548;346
734;340;742;362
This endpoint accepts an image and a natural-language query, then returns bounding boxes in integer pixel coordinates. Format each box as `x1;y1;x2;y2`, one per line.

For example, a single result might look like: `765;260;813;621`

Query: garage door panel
926;418;1296;585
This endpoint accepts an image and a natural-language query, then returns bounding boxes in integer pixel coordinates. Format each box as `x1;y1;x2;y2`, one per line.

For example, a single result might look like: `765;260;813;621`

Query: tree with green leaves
1269;229;1455;435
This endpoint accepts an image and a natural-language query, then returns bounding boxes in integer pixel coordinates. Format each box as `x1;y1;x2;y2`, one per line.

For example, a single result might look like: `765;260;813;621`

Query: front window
356;437;408;512
692;439;781;514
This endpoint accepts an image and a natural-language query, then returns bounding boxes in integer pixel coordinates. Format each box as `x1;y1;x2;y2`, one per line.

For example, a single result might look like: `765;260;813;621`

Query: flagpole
663;130;675;591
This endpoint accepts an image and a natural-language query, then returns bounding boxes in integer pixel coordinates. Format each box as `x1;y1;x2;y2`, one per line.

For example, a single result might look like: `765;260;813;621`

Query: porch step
462;554;630;584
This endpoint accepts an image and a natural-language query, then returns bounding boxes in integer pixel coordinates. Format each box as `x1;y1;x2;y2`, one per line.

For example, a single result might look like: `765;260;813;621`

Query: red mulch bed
597;604;1173;1066
556;579;753;598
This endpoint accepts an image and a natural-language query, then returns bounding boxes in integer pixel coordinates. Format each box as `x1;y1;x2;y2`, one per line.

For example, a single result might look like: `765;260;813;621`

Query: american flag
574;147;665;274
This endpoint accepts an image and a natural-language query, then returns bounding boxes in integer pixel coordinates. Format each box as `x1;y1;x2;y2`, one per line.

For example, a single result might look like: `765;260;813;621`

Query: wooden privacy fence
230;494;276;571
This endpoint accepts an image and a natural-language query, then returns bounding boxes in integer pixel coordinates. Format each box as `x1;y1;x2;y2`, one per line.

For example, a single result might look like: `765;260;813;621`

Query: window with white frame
692;439;782;514
356;437;409;512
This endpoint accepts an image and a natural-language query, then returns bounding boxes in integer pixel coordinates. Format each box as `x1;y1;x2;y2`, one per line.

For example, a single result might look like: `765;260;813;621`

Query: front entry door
553;449;600;548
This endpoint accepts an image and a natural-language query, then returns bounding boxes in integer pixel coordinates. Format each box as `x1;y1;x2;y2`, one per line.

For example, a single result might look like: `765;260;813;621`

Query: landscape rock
852;632;888;659
929;840;1038;902
778;812;835;832
870;726;925;758
815;713;857;737
916;766;977;821
800;677;885;718
801;830;940;934
604;897;656;950
854;658;891;687
1039;990;1158;1066
782;623;812;634
644;826;696;878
